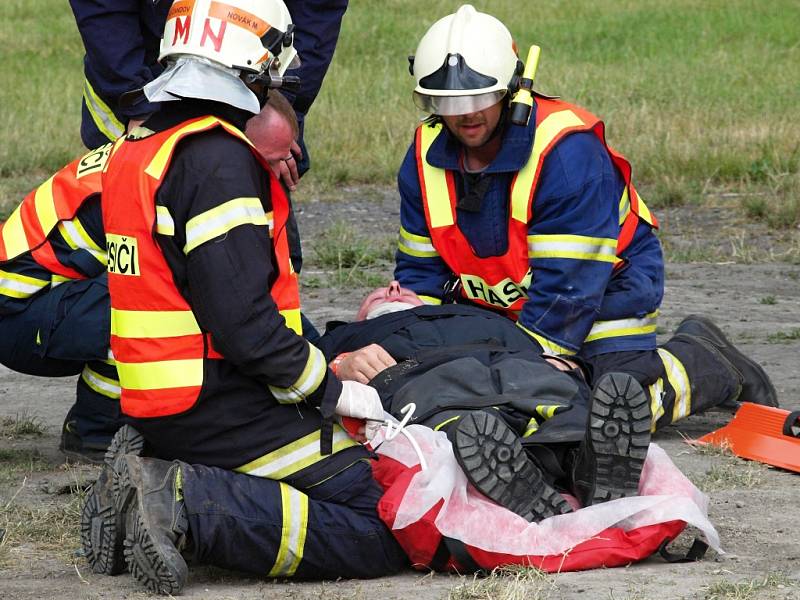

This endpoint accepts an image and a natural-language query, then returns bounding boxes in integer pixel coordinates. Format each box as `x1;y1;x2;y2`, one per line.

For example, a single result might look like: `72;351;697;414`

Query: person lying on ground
0;91;306;464
393;5;778;427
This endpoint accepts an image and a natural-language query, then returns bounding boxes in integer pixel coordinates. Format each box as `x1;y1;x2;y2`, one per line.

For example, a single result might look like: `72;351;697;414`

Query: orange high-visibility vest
415;97;657;318
102;116;301;418
0;144;112;279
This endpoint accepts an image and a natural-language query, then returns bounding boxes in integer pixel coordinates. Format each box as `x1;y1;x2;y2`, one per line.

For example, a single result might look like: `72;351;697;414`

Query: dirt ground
1;189;799;600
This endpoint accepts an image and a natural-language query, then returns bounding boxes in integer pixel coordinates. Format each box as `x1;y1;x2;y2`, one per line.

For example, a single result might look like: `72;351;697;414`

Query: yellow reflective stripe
83;78;124;142
279;308;302;336
184;197;268;254
647;377;666;432
81;365;121;399
637;193;655;225
657;348;692;423
418;295;442;305
527;234;618;262
33;175;58;235
1;206;28;259
398;226;439;258
235;426;357;480
269;343;326;403
584;311;659;343
511;110;586;223
433;415;460;431
145;116;227;179
268;483;308;577
618;188;631;226
70;216;104;254
419;124;454;228
523;418;539;437
535;405;562;419
116;358;203;390
51;274;73;287
111;308;201;338
155;206;175;236
0;268;49;298
265;210;275;237
57;219;105;263
516;322;576;356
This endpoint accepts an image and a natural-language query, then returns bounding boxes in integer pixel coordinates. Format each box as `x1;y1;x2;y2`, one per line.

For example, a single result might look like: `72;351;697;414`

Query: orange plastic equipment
697;402;800;473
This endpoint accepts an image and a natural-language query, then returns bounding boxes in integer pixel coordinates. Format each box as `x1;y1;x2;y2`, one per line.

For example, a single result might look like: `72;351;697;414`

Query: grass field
1;0;798;224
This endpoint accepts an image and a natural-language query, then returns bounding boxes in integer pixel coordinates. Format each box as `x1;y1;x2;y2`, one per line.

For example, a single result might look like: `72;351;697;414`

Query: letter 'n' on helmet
160;0;299;77
410;4;519;116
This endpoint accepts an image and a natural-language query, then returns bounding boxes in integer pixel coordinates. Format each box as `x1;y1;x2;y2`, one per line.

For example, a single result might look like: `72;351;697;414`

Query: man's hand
334;380;385;442
268;140;302;191
333;344;397;384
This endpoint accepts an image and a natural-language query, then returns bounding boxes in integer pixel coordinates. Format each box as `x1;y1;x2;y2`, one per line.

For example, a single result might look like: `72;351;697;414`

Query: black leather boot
80;424;146;575
452;409;572;522
120;455;189;595
675;315;778;407
572;373;651;506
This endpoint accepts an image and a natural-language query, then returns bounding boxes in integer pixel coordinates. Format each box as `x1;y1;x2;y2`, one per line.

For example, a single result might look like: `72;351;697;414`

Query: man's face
356;281;424;321
246;111;294;172
441;100;504;148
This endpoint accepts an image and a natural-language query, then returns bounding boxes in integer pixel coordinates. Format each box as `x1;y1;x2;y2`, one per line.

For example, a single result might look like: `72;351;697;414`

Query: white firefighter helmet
160;0;300;76
410;4;519;116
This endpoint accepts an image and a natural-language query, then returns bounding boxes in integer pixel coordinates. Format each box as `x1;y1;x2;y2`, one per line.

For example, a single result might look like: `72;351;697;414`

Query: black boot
120;455;189;596
675;315;778;407
80;424;146;575
452;410;572;522
572;373;651;506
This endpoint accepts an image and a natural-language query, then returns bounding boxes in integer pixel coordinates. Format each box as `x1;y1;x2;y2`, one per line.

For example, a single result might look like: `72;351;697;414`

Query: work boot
453;410;572;522
80;425;146;575
121;455;189;596
572;373;651;506
675;315;778;407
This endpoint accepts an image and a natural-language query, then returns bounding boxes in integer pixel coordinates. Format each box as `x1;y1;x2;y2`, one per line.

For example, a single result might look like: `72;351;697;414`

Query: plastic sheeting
372;423;721;556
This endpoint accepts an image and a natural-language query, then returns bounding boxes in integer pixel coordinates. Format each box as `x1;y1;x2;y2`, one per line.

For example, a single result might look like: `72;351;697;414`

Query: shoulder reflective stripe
183;197;268;254
145;116;228;179
511;110;586;223
111;308;202;338
647;377;666;432
116;358;203;390
268;483;308;577
584;311;659;343
155;206;175;236
80;365;121;399
618;188;631;225
235;426;357;480
57;220;106;264
523;417;539;437
419;124;454;228
418;295;442;305
515;322;576;355
279;308;302;335
657;348;692;422
33;175;58;235
637;194;655;225
527;234;617;262
82;78;124;142
0;269;49;298
1;206;28;260
398;226;439;258
268;343;326;403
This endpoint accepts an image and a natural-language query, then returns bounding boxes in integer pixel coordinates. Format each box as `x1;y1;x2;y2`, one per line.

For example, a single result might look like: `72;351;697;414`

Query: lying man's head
356;280;424;321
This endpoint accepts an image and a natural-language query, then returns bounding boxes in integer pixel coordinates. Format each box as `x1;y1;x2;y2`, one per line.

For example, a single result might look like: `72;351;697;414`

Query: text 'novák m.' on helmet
410;4;519;116
160;0;299;77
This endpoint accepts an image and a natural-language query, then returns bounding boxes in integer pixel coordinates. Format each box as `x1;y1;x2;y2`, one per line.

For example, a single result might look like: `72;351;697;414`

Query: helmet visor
412;90;506;116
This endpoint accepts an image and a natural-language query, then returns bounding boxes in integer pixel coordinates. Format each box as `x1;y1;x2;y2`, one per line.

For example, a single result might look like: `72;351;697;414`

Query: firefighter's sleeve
394;143;452;305
159;134;340;409
0;254;52;316
516;132;624;355
68;0;160;120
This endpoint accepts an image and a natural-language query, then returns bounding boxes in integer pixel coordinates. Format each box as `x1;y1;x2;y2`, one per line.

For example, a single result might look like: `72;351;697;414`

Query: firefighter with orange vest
82;0;406;594
395;6;778;431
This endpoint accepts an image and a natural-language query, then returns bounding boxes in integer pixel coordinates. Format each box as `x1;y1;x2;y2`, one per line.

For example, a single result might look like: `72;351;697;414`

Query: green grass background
1;0;798;223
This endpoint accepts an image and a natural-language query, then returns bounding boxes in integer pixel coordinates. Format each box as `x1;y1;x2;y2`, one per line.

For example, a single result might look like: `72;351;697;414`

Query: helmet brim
412;90;506;116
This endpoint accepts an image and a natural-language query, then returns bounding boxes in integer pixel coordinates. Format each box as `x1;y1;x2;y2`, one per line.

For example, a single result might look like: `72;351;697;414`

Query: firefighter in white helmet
395;4;777;493
80;1;406;593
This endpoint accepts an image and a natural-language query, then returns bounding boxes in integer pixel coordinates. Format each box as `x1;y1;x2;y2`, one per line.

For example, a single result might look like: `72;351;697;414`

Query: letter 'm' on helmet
160;0;299;77
411;4;518;116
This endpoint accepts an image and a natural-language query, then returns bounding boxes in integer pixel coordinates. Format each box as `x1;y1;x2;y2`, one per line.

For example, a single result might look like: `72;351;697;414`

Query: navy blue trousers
0;275;122;445
182;460;408;579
